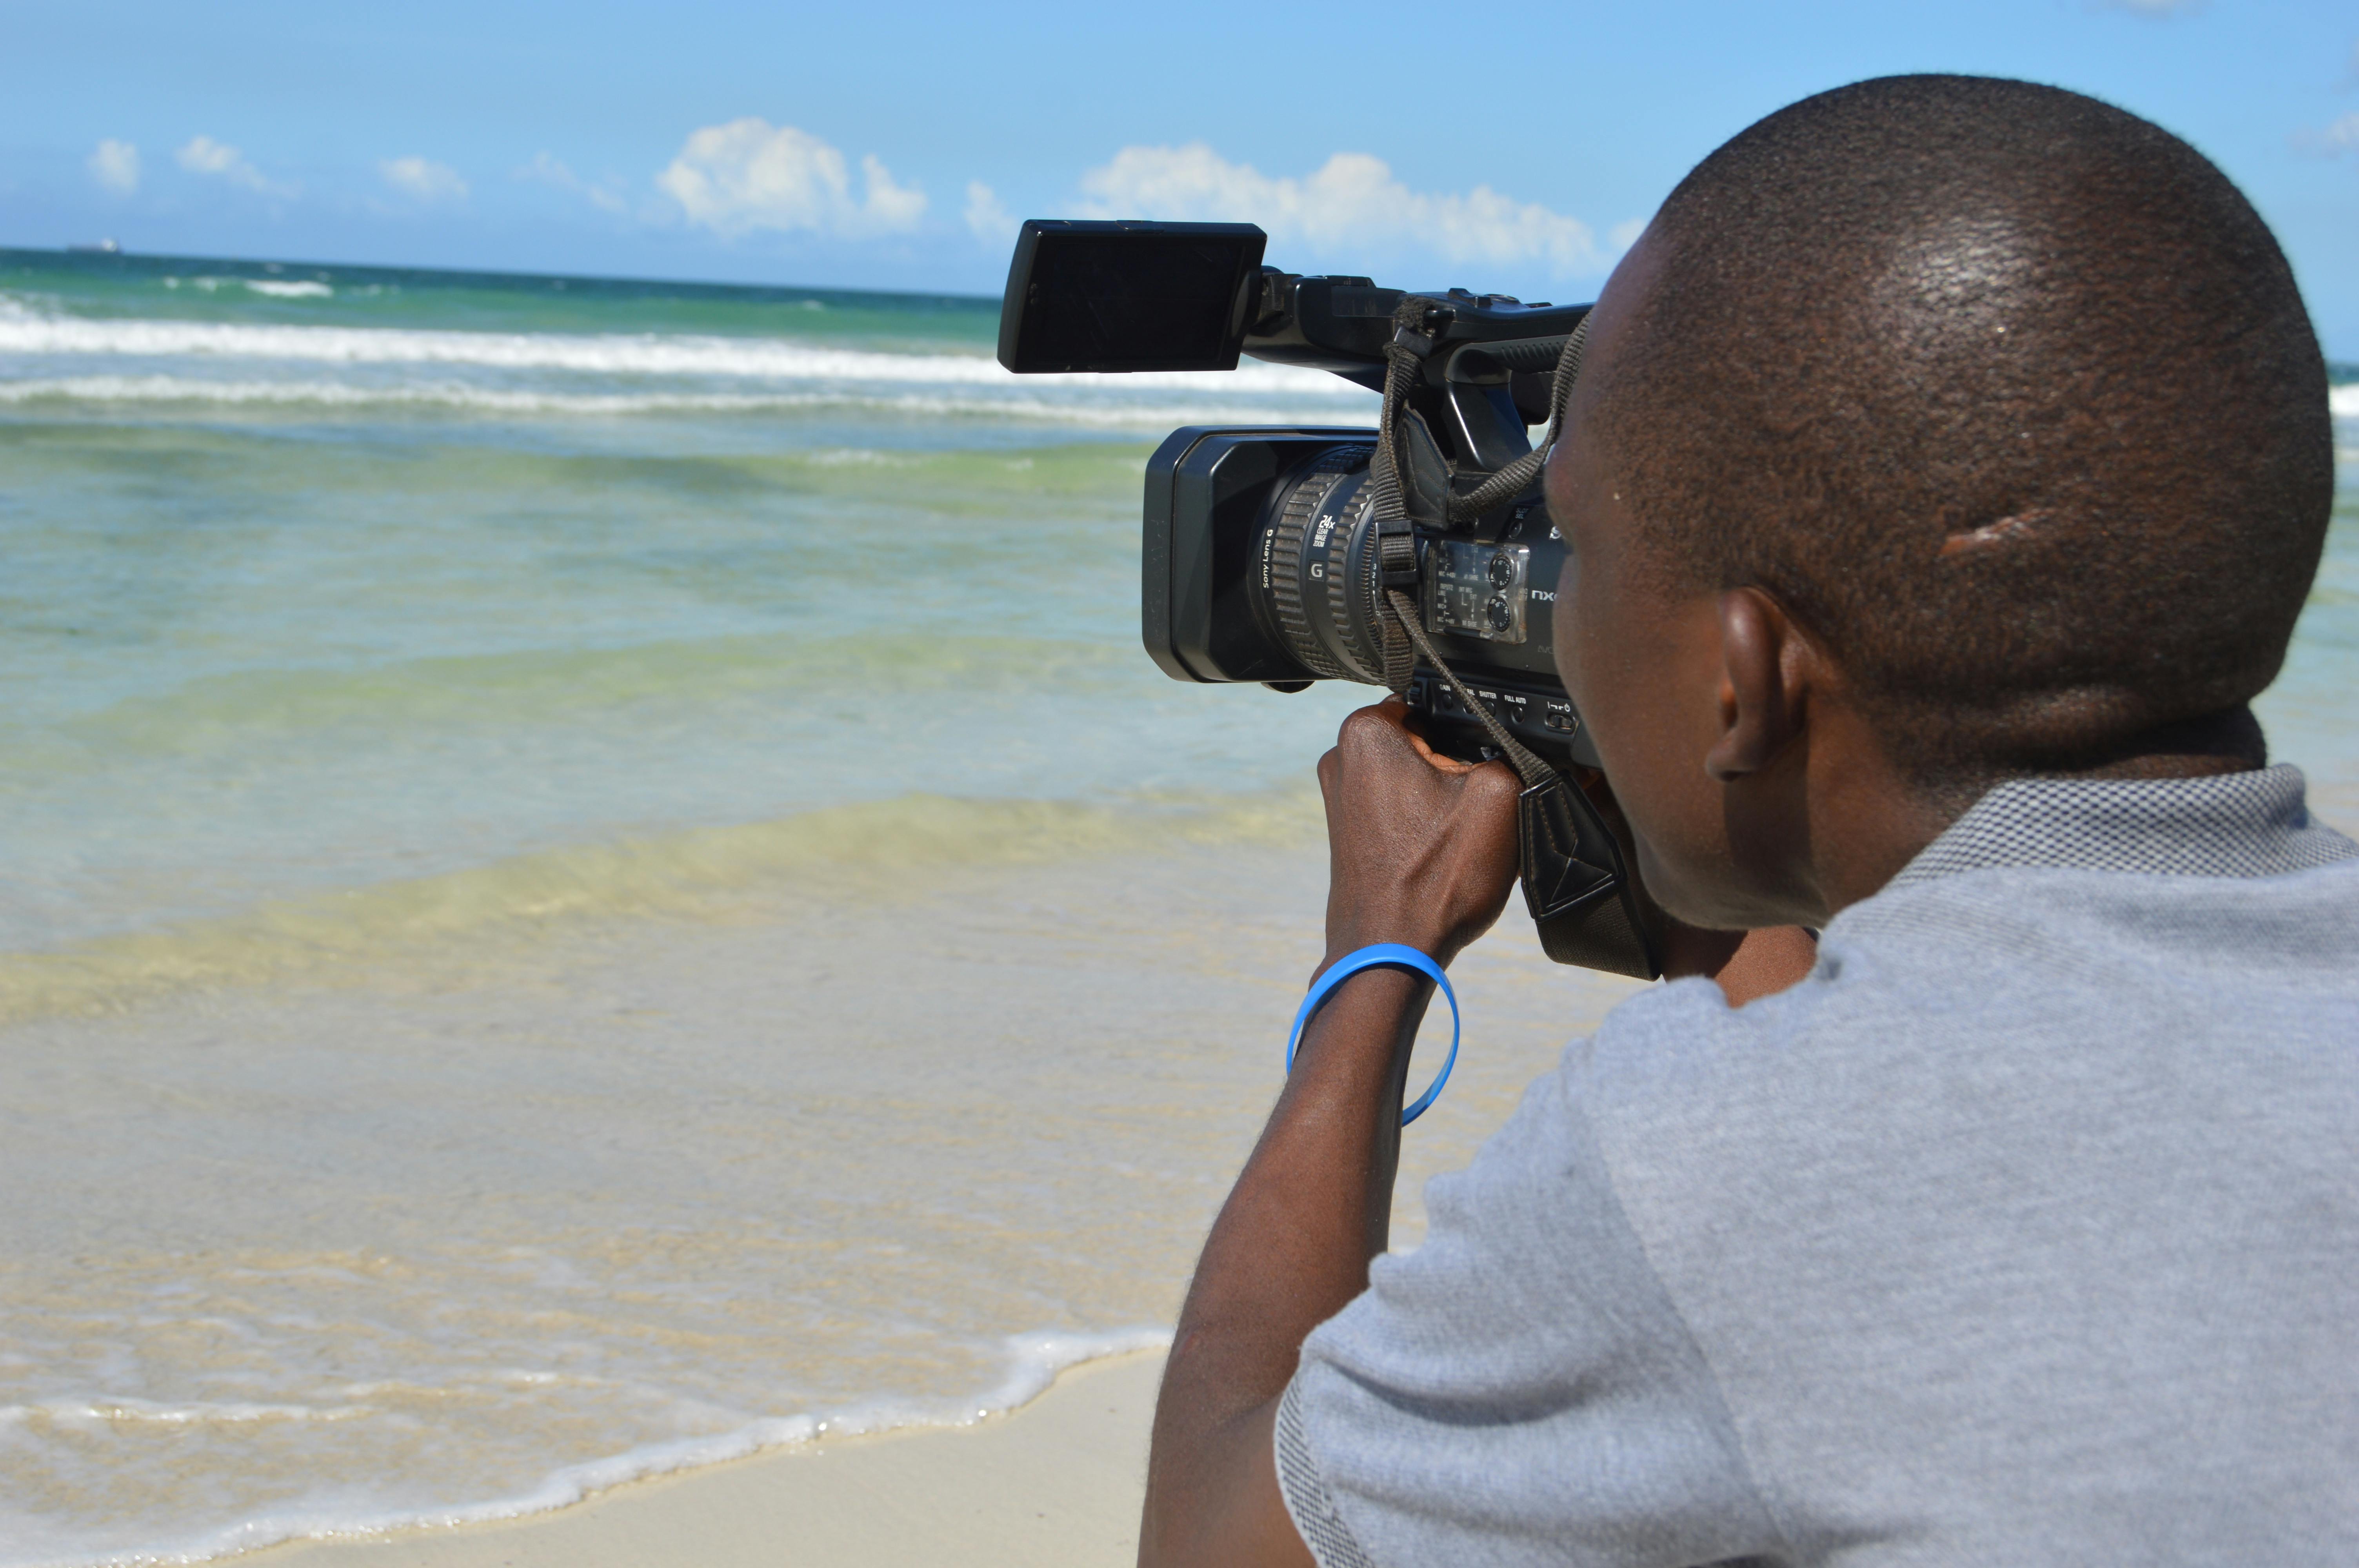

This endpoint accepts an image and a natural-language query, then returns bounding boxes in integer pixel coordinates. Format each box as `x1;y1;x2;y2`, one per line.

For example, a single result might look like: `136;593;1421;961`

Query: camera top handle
995;220;1592;483
1240;271;1589;486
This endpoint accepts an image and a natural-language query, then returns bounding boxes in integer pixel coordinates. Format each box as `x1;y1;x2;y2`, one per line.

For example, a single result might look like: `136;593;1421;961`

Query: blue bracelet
1285;943;1460;1126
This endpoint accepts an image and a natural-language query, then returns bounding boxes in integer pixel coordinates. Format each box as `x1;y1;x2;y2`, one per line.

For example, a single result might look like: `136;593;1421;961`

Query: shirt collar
1891;764;2358;887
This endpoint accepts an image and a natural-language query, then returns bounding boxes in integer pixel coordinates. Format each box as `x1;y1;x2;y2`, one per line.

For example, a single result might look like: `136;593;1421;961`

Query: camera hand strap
1364;300;1656;980
1382;587;1660;980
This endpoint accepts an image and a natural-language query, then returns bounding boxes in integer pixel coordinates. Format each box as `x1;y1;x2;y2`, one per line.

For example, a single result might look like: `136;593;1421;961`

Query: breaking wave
0;372;1372;426
0;302;1350;393
0;292;1380;426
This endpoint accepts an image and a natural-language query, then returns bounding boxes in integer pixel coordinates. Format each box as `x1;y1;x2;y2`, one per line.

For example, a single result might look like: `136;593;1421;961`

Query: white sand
251;1350;1167;1568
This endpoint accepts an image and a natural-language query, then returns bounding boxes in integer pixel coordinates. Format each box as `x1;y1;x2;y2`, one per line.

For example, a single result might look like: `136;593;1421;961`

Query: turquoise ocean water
0;251;1392;960
0;248;2351;1564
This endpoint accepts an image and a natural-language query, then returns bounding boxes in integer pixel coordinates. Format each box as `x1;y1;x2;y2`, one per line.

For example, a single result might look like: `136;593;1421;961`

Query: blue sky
5;0;2355;351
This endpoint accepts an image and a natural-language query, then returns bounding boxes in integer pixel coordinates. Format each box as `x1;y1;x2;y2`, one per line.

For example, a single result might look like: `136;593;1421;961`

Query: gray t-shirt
1279;765;2359;1567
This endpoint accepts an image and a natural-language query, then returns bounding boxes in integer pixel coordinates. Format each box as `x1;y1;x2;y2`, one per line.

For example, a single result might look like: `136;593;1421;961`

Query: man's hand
1318;701;1815;1002
1317;699;1523;970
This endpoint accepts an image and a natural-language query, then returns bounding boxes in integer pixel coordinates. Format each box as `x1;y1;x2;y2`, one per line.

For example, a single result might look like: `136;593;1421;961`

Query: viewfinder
996;220;1267;374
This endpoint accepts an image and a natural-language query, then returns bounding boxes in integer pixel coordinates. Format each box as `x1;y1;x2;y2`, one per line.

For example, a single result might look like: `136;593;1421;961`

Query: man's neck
1812;705;2270;918
2061;706;2268;782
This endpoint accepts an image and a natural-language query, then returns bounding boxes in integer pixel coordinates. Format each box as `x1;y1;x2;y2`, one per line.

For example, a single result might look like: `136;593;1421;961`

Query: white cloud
380;156;468;204
517;152;629;214
1608;218;1648;252
175;135;296;198
1076;143;1604;278
88;139;140;196
176;135;239;176
2294;112;2359;156
964;181;1016;246
657;119;925;239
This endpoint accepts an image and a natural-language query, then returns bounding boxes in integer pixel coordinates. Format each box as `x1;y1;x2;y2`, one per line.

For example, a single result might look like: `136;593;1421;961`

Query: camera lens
1252;445;1400;686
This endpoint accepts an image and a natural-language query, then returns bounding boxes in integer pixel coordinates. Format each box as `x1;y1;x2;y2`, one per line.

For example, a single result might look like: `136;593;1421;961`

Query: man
1138;75;2355;1566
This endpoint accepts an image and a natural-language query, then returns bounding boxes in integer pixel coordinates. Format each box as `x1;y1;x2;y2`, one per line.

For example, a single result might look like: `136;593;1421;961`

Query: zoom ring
1267;450;1369;680
1325;494;1392;686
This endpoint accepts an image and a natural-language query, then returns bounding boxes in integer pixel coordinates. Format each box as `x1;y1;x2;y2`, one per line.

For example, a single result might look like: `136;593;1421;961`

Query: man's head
1546;74;2332;926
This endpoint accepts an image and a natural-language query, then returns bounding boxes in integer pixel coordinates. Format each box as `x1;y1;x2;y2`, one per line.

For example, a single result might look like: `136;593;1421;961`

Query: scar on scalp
1938;509;2050;558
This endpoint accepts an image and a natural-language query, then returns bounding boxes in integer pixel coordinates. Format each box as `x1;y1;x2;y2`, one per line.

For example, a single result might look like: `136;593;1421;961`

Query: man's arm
1136;701;1817;1568
1138;701;1524;1568
1134;963;1439;1568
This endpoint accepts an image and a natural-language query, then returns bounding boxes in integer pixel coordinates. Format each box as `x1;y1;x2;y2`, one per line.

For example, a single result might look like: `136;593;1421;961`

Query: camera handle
1383;584;1662;980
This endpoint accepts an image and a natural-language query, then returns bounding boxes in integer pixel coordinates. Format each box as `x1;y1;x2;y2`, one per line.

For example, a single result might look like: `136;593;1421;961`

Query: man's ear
1704;588;1809;782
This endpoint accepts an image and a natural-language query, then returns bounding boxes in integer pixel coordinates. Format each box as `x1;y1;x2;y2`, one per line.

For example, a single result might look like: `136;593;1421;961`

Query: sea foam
0;1330;1169;1568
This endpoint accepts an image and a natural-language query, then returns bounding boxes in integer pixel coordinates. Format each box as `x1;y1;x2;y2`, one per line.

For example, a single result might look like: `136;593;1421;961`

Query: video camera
997;219;1659;979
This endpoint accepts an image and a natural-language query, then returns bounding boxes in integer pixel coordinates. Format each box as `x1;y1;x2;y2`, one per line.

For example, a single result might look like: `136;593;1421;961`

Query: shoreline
246;1348;1168;1568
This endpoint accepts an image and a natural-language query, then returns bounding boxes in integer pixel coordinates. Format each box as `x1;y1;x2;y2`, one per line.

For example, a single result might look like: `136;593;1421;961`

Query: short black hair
1594;74;2332;787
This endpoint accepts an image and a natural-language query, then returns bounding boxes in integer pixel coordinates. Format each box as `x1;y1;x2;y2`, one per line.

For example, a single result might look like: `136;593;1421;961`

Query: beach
0;822;1651;1564
0;247;2352;1566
